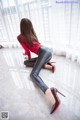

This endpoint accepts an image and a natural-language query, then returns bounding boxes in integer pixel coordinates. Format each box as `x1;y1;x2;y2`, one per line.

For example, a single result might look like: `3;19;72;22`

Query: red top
17;34;41;60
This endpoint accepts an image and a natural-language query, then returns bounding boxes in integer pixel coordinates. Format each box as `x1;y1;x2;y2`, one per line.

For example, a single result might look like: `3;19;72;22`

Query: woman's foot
45;87;65;114
50;87;65;114
45;88;56;105
50;88;61;114
44;63;56;73
45;88;61;114
48;62;56;73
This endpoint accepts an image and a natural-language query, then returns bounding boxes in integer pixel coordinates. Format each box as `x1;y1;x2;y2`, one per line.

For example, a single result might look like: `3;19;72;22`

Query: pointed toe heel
50;87;65;114
50;100;61;114
52;65;56;73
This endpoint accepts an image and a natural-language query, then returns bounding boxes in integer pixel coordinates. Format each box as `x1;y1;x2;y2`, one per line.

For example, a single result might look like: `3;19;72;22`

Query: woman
17;18;65;114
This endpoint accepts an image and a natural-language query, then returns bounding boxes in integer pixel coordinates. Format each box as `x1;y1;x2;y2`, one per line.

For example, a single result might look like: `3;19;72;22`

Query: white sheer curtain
0;0;80;51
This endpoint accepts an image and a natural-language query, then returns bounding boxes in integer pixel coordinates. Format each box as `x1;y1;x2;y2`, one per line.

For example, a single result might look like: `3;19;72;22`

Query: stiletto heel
50;87;65;114
48;62;56;65
50;62;56;63
56;89;66;97
50;87;61;114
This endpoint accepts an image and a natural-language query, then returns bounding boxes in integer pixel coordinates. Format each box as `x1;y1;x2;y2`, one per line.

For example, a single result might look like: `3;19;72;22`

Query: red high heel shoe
50;87;65;114
48;62;56;73
52;65;56;73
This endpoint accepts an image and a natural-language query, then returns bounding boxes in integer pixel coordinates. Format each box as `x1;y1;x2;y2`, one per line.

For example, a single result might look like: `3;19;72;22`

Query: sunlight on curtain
0;0;80;51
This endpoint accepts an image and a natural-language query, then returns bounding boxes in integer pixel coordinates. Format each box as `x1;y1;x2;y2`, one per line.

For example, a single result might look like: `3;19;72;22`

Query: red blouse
17;34;41;60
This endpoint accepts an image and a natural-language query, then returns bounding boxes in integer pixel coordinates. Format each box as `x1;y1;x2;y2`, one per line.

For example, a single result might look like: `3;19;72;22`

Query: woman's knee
24;60;30;66
24;60;27;65
30;71;37;80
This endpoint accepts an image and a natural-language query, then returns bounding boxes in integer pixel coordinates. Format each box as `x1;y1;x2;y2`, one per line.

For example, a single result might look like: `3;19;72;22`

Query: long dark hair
20;18;39;46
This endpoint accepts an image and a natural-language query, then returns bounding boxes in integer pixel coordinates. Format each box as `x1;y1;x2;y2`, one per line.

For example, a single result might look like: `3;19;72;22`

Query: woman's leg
30;46;56;104
24;57;38;67
24;57;54;71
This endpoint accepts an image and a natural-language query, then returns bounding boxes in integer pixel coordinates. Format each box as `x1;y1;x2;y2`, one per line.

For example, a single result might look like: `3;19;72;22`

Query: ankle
45;88;51;94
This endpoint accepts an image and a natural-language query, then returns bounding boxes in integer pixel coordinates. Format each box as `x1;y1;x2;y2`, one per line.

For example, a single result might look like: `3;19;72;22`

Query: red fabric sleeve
17;35;31;60
21;43;31;60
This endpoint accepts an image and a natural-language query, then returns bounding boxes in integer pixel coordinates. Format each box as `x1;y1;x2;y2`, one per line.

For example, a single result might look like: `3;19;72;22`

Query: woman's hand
23;53;28;60
23;52;26;55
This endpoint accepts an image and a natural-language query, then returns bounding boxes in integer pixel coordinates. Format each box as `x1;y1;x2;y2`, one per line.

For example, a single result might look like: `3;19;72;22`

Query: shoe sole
50;102;61;114
53;102;61;113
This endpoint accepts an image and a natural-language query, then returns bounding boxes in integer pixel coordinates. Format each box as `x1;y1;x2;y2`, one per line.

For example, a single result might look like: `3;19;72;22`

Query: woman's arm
22;43;31;60
17;35;31;60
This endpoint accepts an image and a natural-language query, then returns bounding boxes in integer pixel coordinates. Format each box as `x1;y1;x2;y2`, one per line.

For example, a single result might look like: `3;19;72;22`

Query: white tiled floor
0;48;80;120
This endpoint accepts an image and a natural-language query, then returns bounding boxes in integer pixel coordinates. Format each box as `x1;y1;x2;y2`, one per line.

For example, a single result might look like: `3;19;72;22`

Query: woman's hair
20;18;39;46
